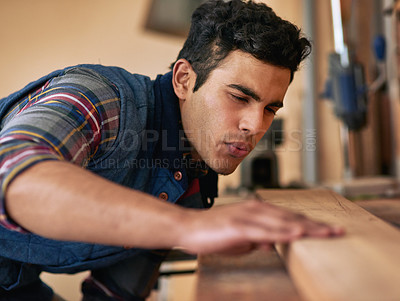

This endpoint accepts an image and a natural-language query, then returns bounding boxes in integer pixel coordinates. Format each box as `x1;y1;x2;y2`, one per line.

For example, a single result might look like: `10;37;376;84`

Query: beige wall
0;0;183;97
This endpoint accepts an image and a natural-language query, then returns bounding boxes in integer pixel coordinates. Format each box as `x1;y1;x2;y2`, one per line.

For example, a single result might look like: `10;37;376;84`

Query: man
0;0;343;300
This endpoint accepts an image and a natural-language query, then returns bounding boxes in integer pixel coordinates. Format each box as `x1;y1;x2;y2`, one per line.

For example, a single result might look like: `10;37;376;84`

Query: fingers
241;199;345;239
179;199;345;255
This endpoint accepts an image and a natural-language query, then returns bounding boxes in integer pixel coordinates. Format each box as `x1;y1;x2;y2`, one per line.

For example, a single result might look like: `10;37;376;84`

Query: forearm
5;160;188;249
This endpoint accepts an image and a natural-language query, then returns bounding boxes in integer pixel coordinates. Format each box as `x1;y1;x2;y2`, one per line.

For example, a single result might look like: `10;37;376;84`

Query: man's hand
178;198;345;255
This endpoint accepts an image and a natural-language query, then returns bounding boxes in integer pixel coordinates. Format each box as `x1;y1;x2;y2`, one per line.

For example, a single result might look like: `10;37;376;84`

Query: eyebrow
227;83;284;108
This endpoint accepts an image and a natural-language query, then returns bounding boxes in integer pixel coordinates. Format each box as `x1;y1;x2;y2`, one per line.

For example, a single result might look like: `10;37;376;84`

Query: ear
172;59;196;100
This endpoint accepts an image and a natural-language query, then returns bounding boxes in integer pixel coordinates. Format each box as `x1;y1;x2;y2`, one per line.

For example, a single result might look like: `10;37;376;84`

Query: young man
0;0;343;300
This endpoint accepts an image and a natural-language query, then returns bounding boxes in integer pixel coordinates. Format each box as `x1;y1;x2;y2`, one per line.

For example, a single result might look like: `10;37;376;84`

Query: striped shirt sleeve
0;67;121;232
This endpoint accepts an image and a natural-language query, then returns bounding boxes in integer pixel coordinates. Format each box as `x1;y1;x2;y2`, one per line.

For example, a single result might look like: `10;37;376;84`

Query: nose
239;107;270;135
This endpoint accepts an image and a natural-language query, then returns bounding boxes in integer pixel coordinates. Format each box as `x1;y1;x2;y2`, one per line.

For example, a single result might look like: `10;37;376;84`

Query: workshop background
1;0;400;300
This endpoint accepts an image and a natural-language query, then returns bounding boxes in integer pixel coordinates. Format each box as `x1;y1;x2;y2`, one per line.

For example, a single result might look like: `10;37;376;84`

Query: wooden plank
256;189;400;301
195;249;301;301
356;199;400;228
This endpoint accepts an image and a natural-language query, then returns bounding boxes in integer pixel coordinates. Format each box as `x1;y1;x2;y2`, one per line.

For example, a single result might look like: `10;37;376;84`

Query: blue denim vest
0;65;217;292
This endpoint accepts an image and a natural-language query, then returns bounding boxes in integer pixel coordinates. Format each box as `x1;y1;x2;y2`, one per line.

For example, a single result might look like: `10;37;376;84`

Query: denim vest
0;65;217;292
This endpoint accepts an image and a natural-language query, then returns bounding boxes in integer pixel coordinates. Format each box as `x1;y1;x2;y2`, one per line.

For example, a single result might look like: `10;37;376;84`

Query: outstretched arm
6;160;344;255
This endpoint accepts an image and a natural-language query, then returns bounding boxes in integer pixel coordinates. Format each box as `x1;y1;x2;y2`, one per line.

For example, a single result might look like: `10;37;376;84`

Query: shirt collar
153;71;188;170
153;72;209;175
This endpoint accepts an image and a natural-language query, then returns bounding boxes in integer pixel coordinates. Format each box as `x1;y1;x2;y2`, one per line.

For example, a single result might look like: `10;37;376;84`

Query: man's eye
232;94;248;102
265;107;277;115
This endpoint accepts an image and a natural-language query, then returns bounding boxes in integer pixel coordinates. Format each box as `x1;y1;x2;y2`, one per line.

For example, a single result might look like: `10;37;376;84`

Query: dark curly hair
171;0;311;91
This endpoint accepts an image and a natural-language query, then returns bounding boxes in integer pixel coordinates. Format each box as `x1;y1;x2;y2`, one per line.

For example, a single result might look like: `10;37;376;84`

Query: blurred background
1;0;400;300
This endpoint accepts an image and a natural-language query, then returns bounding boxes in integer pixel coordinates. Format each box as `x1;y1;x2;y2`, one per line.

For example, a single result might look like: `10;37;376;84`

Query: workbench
195;189;400;301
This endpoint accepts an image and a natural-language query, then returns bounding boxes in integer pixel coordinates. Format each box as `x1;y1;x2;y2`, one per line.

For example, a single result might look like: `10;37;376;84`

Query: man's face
179;50;291;175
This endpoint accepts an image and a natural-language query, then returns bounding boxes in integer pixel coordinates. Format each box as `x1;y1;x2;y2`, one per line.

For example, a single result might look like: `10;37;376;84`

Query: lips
226;142;252;158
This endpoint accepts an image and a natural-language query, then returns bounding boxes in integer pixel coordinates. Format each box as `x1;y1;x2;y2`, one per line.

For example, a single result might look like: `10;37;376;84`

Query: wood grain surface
257;189;400;301
195;249;301;301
